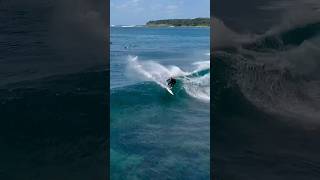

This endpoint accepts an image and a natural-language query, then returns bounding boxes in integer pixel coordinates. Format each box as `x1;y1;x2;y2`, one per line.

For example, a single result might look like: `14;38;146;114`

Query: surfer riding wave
126;56;210;102
166;77;177;89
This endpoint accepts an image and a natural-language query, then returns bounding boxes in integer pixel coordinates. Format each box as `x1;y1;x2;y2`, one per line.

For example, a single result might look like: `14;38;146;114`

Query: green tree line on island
146;18;210;27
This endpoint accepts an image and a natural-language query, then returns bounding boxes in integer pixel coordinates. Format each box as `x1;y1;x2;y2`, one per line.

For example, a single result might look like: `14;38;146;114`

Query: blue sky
111;0;210;25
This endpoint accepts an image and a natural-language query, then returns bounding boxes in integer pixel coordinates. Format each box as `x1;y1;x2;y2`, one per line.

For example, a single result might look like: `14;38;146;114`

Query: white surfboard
166;87;174;95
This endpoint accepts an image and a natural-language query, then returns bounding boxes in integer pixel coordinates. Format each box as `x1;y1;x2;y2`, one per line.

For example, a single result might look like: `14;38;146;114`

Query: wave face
214;18;320;123
111;57;210;179
213;3;320;178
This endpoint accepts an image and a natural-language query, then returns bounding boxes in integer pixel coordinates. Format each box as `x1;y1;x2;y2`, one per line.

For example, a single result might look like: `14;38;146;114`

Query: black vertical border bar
106;0;110;179
210;0;214;179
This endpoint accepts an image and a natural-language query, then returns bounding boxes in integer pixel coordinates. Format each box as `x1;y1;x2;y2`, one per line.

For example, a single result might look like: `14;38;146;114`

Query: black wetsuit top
167;78;176;88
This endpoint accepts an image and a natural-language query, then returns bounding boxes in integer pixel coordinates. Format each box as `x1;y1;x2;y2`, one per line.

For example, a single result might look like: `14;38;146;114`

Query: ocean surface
213;1;320;179
110;27;210;179
0;1;107;179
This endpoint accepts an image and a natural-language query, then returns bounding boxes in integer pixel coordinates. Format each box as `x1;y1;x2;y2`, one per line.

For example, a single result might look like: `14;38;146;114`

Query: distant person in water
166;77;176;89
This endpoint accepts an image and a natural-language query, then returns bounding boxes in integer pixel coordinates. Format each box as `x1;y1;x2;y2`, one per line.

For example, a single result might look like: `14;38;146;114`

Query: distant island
146;18;210;27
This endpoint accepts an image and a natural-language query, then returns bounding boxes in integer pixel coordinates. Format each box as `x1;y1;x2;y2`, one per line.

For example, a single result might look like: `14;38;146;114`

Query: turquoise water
110;27;210;180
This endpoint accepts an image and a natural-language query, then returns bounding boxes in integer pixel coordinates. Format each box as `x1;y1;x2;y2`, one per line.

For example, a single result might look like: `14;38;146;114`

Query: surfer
166;77;176;89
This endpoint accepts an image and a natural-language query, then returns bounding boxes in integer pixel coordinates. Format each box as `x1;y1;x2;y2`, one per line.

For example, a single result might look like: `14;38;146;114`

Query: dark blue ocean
213;1;320;177
0;1;107;179
110;27;210;180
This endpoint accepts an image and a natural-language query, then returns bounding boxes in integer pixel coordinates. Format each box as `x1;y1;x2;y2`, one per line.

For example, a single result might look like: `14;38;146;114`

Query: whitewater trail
126;56;210;102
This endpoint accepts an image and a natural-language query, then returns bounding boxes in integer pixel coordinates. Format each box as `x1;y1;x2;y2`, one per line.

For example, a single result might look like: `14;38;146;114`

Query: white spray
126;56;210;102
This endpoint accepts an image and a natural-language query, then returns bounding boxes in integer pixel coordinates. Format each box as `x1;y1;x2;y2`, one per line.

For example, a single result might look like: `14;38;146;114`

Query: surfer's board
166;87;174;95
